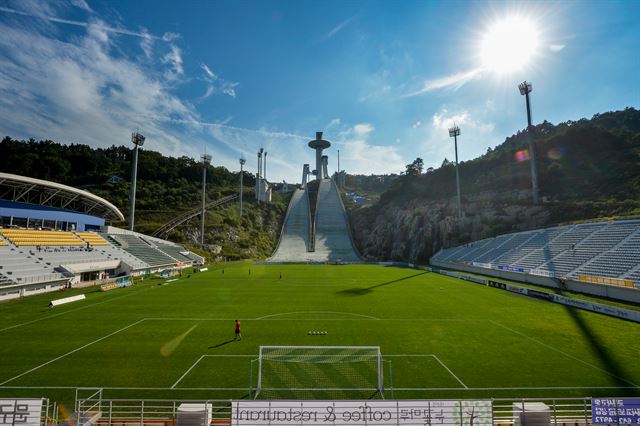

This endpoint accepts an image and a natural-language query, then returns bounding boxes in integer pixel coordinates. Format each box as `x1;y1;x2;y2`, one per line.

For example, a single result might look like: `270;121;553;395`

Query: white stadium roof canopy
0;172;125;222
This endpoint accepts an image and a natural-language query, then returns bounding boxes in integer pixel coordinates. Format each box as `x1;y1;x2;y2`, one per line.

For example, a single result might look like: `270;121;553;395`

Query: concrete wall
431;259;640;304
0;280;68;302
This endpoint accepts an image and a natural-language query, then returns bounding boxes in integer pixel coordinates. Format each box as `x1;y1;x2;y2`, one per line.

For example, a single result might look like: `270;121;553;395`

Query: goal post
255;346;384;400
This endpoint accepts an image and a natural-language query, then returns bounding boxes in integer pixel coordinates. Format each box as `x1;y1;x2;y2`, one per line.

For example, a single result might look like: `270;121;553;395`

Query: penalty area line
432;355;468;389
171;355;206;389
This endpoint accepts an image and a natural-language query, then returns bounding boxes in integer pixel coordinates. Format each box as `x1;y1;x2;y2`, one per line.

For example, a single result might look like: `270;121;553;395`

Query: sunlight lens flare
480;16;539;73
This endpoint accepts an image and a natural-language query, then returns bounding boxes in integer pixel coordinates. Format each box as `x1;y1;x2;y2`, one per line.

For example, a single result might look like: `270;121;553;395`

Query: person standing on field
234;319;242;340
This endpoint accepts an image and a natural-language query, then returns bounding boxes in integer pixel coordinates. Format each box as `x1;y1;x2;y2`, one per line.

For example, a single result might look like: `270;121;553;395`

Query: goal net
254;346;383;400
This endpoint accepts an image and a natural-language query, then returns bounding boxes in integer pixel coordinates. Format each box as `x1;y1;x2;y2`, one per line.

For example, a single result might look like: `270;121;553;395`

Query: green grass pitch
0;263;639;406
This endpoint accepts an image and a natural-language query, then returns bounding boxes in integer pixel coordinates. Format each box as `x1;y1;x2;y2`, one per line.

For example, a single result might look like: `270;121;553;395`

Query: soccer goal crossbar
254;346;384;400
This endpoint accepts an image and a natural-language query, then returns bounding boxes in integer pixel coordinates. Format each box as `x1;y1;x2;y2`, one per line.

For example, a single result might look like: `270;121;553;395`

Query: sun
480;16;539;74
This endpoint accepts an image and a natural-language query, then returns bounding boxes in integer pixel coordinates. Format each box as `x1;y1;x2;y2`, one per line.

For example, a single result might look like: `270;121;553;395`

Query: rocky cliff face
349;190;554;263
347;108;640;263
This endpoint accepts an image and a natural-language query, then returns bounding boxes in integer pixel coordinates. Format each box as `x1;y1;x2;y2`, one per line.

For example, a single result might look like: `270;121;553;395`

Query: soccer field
0;263;639;406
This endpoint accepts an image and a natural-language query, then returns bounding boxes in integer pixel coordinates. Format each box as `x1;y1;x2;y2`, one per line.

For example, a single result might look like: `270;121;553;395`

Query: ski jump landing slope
269;179;361;263
310;179;361;262
269;188;312;262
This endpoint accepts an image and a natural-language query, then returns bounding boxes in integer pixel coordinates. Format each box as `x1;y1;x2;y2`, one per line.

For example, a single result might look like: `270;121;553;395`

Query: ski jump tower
309;132;331;180
269;132;361;262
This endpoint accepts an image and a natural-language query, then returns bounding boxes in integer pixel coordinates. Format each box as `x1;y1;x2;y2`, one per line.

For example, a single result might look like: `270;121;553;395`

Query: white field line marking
255;311;380;320
171;355;206;389
490;320;639;387
143;317;468;321
0;291;144;333
202;354;254;357
1;385;638;391
432;355;468;389
0;318;145;386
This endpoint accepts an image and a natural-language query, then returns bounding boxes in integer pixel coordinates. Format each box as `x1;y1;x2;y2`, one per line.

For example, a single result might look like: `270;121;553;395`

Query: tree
405;157;424;176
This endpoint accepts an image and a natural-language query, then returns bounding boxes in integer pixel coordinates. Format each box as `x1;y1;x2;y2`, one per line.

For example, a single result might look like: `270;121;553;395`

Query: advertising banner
232;400;492;426
579;275;634;288
592;398;640;424
550;294;640;323
496;265;525;273
0;399;43;426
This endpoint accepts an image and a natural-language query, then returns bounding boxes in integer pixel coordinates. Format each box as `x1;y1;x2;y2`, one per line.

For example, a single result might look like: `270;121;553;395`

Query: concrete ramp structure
311;179;361;262
269;188;312;262
269;179;361;263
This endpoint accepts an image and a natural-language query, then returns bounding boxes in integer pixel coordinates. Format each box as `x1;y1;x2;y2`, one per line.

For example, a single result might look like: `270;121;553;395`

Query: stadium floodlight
518;80;539;205
256;149;263;203
448;125;462;218
128;132;146;231
254;346;383;400
239;157;246;217
201;153;212;245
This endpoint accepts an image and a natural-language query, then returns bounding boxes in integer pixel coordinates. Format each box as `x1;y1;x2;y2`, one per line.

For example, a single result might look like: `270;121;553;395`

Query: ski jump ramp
269;188;312;262
269;179;361;263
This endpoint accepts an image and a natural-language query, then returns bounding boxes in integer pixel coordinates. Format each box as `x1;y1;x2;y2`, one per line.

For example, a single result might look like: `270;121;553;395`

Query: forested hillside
0;137;288;259
348;107;640;262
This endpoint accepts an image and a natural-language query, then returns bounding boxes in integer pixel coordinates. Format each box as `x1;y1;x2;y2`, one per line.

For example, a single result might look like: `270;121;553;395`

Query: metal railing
73;394;605;426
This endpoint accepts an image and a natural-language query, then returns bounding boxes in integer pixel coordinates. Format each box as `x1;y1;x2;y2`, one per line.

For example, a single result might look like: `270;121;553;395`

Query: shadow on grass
337;272;428;296
554;288;638;394
535;231;637;393
208;339;236;349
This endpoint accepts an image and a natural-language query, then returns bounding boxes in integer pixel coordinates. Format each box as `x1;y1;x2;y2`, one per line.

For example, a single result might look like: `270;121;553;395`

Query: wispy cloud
0;5;158;40
321;15;355;41
0;1;302;182
200;63;239;99
549;44;565;52
403;68;483;97
411;120;422;129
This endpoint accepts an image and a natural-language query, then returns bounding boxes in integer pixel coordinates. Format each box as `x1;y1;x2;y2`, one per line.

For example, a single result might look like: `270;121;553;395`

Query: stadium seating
106;233;178;267
432;220;640;286
153;240;198;263
75;232;109;246
0;229;84;247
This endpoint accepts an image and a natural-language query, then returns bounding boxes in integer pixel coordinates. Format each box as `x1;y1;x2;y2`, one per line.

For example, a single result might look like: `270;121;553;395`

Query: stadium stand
0;174;203;301
0;228;85;246
105;233;180;267
431;219;640;286
75;231;109;246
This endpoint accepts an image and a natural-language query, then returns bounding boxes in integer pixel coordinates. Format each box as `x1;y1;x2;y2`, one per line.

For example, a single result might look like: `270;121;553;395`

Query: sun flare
480;16;539;74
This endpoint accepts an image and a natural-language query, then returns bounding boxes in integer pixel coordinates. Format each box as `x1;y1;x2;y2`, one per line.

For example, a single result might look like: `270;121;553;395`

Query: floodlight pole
201;153;212;245
448;125;462;218
256;148;263;203
239;157;246;217
337;149;340;187
128;132;145;231
519;81;539;205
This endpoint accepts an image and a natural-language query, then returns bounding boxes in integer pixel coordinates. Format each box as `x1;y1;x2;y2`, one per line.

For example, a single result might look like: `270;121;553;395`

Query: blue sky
0;0;638;183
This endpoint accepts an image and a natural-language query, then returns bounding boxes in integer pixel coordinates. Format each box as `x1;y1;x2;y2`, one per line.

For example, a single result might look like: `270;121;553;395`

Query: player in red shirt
234;320;242;340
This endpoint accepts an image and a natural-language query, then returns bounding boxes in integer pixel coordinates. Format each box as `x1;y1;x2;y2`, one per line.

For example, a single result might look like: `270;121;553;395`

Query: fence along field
0;263;639;406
